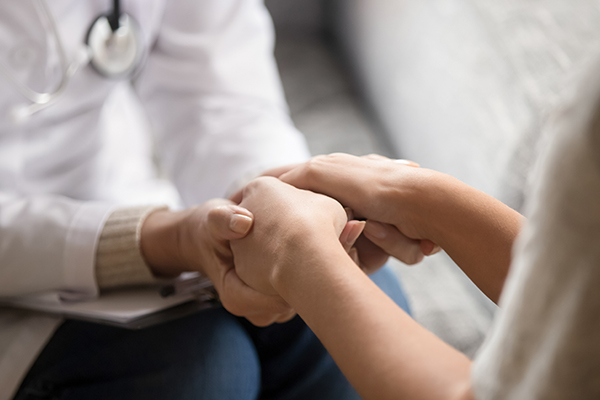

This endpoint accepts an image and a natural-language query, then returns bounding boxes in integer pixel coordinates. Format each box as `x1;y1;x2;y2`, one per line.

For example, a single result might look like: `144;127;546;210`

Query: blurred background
264;0;600;357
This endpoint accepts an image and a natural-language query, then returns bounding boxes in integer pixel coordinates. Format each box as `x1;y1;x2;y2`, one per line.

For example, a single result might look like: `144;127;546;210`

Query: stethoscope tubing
1;0;72;106
1;0;141;122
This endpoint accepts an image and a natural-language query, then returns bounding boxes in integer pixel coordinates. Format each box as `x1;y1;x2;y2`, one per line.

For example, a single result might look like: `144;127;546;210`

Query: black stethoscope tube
107;0;121;31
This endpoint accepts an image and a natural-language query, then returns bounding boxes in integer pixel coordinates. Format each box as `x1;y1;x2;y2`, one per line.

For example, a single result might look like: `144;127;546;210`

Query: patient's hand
231;177;348;296
279;154;440;266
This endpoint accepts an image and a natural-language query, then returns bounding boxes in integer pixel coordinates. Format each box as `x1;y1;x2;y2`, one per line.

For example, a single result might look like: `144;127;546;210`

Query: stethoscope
1;0;144;122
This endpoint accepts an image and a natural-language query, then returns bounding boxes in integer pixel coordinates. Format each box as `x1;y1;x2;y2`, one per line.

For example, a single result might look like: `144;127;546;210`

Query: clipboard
2;275;220;330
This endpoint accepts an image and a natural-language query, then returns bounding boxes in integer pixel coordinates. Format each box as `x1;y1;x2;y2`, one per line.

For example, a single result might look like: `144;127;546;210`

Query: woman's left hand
231;176;349;296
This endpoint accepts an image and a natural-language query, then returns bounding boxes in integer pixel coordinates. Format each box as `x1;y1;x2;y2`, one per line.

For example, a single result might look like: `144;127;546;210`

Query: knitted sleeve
95;206;168;290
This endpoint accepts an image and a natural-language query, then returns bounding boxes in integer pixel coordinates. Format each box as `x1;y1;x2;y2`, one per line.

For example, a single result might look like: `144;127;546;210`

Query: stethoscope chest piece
86;13;143;79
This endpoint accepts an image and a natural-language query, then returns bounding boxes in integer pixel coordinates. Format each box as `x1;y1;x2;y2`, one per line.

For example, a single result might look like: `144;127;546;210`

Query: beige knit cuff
95;205;168;290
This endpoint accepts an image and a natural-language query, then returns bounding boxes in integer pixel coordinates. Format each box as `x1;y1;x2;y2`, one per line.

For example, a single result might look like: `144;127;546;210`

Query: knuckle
206;205;227;221
243;180;259;196
245;176;268;192
306;155;326;169
255;175;277;185
304;157;327;181
247;176;278;194
327;152;346;159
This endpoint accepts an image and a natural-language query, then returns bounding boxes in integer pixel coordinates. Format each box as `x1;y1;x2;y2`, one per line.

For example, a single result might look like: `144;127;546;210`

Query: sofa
266;0;600;357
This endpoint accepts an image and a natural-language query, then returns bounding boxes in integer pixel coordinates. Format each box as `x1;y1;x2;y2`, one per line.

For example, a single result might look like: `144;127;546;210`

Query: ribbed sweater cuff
95;205;168;290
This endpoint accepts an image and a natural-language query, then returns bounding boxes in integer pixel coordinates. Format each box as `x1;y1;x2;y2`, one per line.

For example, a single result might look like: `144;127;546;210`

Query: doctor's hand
230;177;349;296
279;153;440;268
140;200;296;327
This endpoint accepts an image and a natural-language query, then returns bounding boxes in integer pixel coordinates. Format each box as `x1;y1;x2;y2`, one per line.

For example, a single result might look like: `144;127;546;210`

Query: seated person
228;58;600;399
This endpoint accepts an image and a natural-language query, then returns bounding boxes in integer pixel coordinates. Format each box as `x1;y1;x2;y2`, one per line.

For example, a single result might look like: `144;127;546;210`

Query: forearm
273;238;473;400
398;170;523;302
138;208;190;278
279;155;521;301
97;206;206;287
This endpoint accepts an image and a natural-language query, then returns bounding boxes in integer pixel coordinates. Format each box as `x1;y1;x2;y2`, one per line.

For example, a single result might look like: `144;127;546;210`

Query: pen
160;276;218;302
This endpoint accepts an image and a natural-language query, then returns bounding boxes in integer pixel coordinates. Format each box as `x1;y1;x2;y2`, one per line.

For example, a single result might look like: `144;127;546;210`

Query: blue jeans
14;266;409;400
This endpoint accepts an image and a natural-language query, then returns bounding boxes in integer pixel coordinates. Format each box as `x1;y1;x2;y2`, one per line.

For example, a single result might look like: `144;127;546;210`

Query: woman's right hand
279;153;440;267
280;153;523;303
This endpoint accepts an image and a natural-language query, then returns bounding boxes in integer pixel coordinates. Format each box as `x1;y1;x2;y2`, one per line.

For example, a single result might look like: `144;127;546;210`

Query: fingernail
364;221;387;239
230;214;253;234
346;221;365;246
393;159;420;168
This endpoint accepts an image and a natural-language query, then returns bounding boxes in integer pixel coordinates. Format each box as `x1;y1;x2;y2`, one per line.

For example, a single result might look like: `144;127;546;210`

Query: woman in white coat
0;0;412;399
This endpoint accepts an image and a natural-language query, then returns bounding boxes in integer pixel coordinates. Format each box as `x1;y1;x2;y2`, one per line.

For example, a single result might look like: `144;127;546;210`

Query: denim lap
15;265;409;400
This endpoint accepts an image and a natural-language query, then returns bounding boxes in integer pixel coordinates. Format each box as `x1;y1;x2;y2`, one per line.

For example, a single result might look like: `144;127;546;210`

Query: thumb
207;205;254;242
339;220;366;252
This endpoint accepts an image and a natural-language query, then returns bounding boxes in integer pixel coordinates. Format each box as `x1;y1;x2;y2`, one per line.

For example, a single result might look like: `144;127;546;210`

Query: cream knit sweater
95;206;167;290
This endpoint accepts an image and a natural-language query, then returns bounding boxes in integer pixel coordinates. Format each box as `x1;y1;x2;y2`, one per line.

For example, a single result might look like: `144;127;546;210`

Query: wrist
140;209;189;277
380;167;443;239
270;230;345;295
390;168;496;245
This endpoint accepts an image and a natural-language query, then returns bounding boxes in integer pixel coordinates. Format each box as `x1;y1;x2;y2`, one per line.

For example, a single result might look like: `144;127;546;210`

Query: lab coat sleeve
133;0;311;206
0;192;114;299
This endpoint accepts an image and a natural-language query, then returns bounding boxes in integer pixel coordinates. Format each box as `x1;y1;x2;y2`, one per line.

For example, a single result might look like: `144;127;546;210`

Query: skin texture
231;177;348;295
139;152;522;398
230;160;437;273
228;153;523;399
279;154;522;303
139;196;365;326
140;199;295;326
230;176;475;400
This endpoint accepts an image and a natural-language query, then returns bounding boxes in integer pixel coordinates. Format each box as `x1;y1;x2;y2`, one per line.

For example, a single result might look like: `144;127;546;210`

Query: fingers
340;219;365;267
206;204;254;242
274;308;298;324
229;164;302;204
353;235;391;273
246;309;297;327
420;240;442;256
279;153;422;224
259;163;302;178
219;268;295;327
339;220;366;252
362;220;425;265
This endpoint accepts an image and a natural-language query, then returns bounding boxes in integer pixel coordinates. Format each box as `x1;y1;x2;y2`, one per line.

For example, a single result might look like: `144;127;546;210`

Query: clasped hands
142;154;439;327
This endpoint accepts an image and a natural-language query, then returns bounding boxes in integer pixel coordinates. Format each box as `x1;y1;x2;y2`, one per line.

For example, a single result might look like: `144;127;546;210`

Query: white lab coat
0;0;310;397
